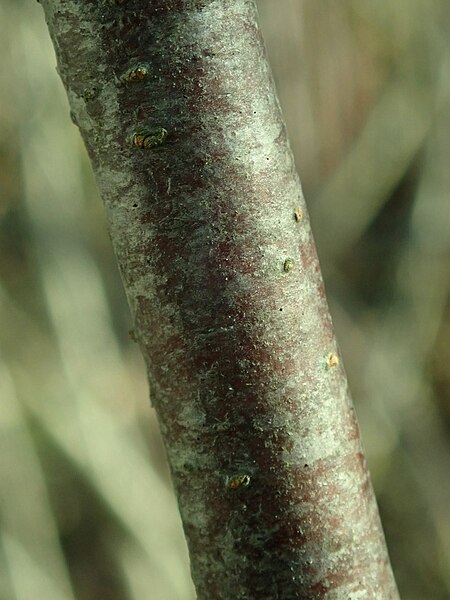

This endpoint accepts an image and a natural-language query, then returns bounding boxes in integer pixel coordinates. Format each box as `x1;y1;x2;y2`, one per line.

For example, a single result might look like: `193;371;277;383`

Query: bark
39;1;399;598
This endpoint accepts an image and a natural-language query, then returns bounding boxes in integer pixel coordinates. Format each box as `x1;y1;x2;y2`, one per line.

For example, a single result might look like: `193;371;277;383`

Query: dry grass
0;1;449;598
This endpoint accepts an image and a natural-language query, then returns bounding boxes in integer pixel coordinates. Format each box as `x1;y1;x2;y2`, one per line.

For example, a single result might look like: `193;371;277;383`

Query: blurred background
0;1;449;598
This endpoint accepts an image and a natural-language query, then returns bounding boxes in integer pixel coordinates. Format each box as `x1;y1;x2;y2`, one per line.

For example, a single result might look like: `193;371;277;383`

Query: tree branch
39;1;399;598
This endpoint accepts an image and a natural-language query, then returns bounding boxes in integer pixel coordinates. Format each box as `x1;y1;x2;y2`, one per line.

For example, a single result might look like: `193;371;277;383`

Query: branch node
283;258;295;273
133;127;168;149
294;206;304;222
326;353;340;368
122;63;150;83
227;474;251;490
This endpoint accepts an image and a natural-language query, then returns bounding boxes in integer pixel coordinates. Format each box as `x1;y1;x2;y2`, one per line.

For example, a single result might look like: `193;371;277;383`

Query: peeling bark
39;1;399;598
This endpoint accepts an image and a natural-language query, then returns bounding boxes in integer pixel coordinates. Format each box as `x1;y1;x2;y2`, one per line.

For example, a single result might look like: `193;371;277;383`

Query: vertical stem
39;1;399;598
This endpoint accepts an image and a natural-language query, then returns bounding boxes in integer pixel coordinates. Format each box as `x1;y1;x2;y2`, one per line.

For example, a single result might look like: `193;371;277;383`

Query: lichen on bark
39;1;400;598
